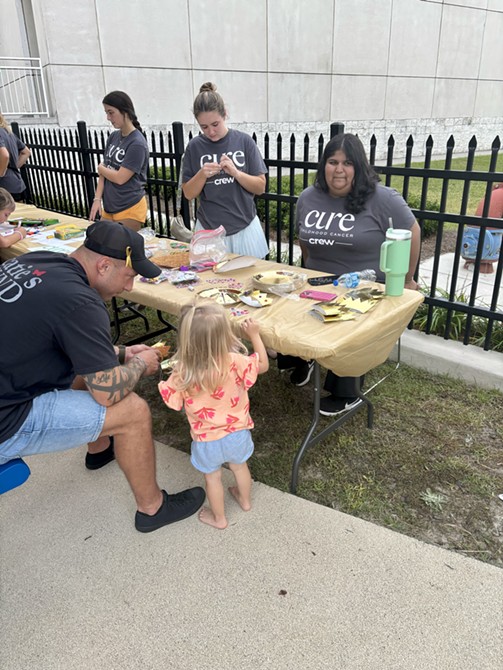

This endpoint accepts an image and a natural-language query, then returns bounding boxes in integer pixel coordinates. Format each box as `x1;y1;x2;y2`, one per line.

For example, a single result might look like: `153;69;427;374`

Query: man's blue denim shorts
191;429;254;474
0;389;106;465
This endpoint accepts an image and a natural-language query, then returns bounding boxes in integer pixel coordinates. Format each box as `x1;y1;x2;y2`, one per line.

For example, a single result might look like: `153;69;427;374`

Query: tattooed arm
81;350;160;407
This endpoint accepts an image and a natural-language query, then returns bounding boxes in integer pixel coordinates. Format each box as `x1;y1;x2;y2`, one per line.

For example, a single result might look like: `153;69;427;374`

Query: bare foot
228;486;251;511
198;506;228;529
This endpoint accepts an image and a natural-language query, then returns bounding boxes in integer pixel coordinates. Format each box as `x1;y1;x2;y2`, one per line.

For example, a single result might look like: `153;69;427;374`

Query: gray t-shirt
182;129;267;235
0;128;27;195
102;129;149;214
296;184;416;281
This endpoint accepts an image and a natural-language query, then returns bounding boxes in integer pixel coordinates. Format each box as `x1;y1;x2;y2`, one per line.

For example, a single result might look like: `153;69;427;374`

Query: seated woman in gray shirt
278;133;421;416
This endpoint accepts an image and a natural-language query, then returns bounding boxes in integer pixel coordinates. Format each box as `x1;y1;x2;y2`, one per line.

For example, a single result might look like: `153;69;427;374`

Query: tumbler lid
386;228;412;241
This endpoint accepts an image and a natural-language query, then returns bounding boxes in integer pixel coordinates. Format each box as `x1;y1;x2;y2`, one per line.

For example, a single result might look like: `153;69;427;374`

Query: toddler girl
159;302;268;529
0;187;27;249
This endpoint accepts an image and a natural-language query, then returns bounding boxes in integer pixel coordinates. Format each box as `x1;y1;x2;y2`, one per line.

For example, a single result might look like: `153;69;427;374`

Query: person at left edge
0;221;205;532
89;91;149;232
0;112;31;202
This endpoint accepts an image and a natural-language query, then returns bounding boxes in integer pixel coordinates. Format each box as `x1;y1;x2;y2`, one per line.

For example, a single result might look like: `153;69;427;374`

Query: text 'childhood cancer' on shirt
0;251;118;443
182;129;267;235
295;184;416;280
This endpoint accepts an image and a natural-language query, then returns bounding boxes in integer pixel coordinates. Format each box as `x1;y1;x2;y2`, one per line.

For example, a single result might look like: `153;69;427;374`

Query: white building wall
1;0;502;159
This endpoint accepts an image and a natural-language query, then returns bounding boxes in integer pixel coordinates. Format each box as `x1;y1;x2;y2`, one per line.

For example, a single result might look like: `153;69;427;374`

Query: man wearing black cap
0;220;205;532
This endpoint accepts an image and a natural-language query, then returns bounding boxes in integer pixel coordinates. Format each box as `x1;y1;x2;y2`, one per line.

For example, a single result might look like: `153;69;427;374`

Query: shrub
413;287;503;351
406;193;440;238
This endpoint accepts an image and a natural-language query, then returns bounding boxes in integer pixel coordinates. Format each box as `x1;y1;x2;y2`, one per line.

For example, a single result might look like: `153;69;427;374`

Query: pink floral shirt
158;352;259;442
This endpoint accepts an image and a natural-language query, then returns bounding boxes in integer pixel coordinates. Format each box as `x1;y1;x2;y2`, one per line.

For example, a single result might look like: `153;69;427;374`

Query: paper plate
239;290;273;308
252;270;306;294
213;256;257;273
198;288;242;305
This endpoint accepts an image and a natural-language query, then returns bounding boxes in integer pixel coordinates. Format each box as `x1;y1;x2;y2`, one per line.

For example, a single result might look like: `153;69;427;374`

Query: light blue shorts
195;216;269;259
0;390;106;465
191;429;254;474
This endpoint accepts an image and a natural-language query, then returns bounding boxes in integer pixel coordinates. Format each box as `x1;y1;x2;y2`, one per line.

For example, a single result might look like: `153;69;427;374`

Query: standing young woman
0;112;31;201
89;91;149;232
182;82;269;258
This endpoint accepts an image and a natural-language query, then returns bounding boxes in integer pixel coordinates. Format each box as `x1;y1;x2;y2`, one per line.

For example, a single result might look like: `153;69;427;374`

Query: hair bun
199;82;216;93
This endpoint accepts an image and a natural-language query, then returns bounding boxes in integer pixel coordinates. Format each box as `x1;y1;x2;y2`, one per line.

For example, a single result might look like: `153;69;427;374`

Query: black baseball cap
84;220;161;278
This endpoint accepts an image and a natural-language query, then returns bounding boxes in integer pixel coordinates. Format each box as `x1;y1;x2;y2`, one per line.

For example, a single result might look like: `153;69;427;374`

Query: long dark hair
102;90;142;132
314;134;379;214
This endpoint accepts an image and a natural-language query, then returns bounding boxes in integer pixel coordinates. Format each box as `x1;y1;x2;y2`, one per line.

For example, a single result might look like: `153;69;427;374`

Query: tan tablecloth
1;205;424;376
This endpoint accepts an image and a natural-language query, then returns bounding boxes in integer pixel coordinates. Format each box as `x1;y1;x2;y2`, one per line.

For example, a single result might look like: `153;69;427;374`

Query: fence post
10;121;32;202
77;120;95;210
172;121;191;226
330;122;345;138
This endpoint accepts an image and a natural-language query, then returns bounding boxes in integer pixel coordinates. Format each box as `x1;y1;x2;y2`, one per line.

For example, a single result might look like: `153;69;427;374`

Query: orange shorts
102;197;147;225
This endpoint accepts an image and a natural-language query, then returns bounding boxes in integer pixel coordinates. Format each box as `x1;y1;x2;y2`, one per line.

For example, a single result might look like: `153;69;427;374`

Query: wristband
118;345;126;364
93;197;101;201
15;229;23;242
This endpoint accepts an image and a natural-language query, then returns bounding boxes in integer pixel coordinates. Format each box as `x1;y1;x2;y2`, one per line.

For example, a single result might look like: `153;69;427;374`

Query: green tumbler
379;229;412;296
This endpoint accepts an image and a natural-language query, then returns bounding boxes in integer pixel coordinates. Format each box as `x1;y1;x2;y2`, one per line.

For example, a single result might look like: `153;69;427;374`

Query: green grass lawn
387;153;503;215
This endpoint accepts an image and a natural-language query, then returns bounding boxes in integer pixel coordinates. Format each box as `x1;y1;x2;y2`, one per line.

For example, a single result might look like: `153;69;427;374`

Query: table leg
110;298;151;344
290;363;373;495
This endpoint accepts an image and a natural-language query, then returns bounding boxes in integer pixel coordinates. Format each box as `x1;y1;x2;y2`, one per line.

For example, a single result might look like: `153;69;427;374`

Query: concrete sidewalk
1;444;502;670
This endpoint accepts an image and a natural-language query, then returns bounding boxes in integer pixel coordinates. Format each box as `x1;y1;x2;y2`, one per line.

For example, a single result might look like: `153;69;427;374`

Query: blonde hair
173;301;247;394
0;113;12;132
0;187;15;211
192;82;226;119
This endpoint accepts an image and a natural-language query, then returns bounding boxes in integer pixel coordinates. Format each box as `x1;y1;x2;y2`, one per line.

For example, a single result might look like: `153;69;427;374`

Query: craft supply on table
309;286;384;323
8;217;60;227
179;261;217;272
252;270;307;295
164;269;199;285
197;288;242;305
151;250;191;268
203;276;244;289
230;307;250;318
213;255;257;273
239;290;273;308
53;224;86;240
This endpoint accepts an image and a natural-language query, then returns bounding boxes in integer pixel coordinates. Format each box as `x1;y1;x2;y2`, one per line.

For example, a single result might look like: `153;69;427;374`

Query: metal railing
0;57;49;116
11;119;503;352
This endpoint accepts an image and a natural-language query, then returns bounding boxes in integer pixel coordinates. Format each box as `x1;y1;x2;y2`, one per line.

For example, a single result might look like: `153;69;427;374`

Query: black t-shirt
0;251;118;443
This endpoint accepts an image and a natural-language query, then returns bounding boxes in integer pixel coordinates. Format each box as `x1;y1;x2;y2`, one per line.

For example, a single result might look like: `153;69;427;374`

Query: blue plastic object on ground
0;458;31;495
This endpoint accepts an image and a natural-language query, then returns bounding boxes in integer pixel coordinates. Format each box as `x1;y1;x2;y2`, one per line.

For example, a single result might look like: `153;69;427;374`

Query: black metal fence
11;120;503;352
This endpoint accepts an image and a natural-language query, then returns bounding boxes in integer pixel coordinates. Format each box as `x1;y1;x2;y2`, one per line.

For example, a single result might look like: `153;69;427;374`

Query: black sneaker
135;487;206;533
276;354;300;371
290;360;314;386
85;437;115;470
319;396;362;416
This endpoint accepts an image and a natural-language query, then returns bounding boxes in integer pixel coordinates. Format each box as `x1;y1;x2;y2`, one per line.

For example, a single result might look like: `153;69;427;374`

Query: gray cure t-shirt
182;129;267;236
102;129;149;214
0;128;27;195
296;184;416;282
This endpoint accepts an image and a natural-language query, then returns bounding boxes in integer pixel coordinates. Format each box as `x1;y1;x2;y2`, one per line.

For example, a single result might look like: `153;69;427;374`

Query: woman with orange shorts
89;91;149;232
